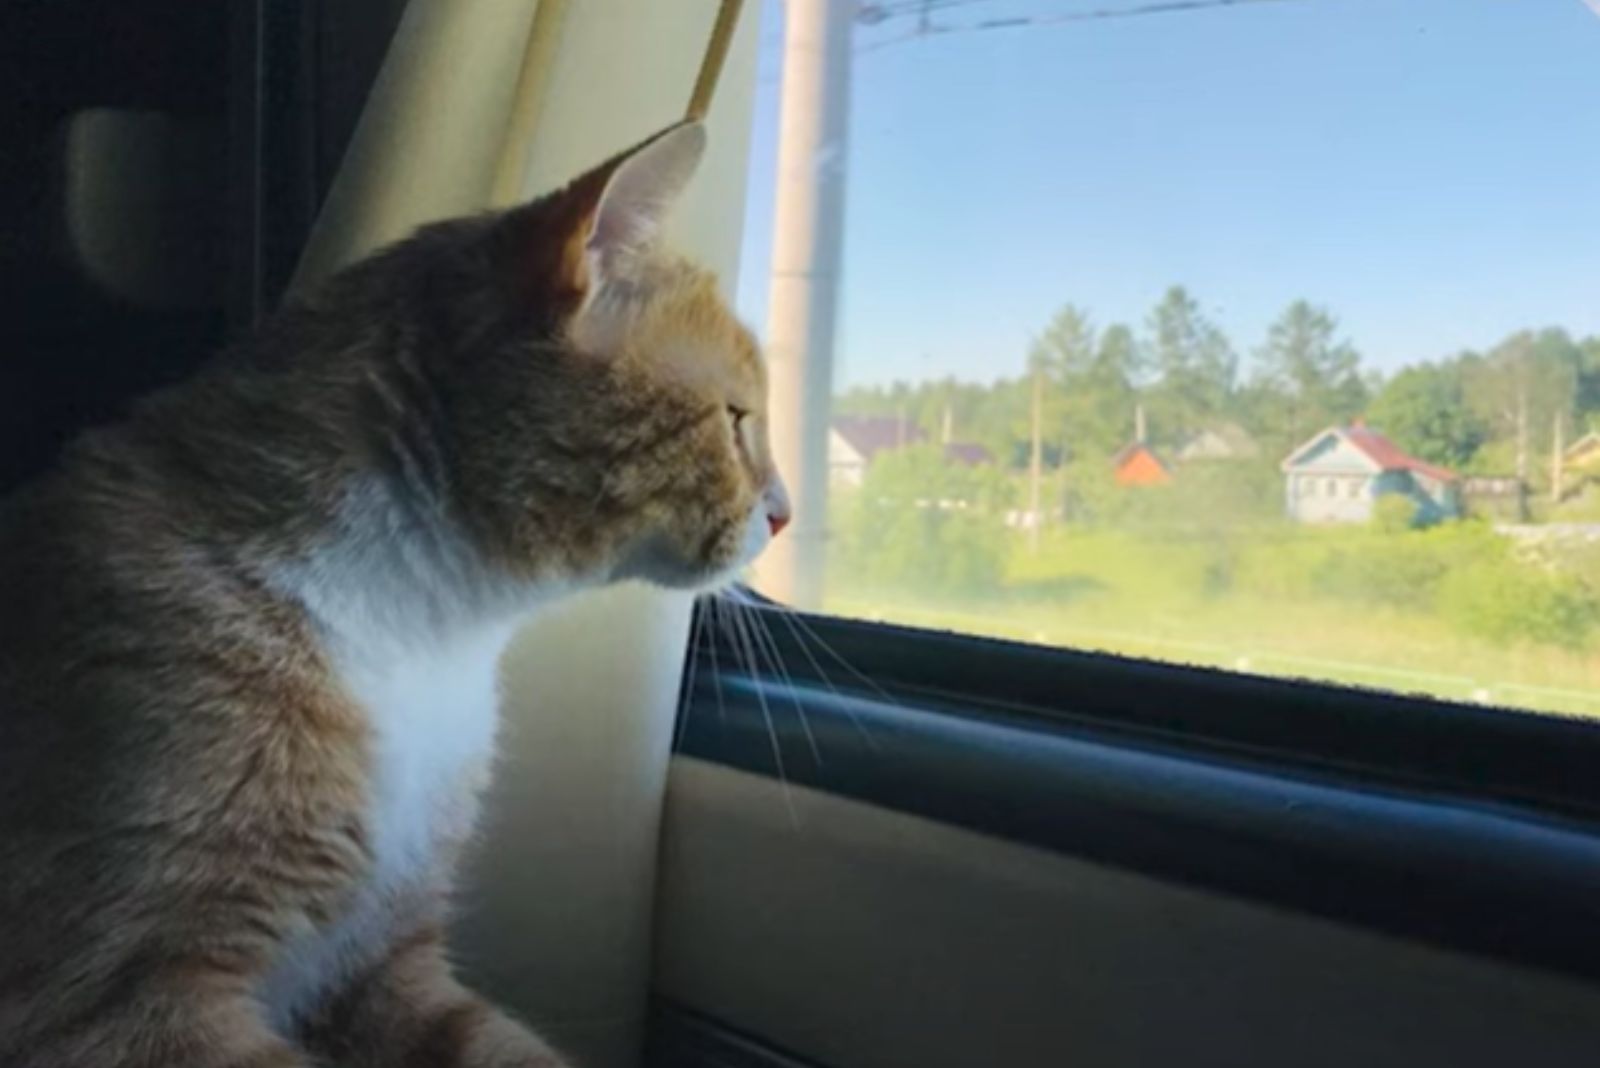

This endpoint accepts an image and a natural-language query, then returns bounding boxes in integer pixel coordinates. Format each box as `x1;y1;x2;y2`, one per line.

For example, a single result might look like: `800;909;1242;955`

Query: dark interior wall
0;0;407;495
0;0;230;493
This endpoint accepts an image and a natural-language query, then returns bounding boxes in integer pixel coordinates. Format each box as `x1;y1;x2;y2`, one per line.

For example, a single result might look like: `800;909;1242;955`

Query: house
1280;421;1462;524
1175;422;1260;463
829;415;925;488
829;415;994;488
1558;431;1600;503
943;441;995;467
1112;441;1172;487
1563;430;1600;475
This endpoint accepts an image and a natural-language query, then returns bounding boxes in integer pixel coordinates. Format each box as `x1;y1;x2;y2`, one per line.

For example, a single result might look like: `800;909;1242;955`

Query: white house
829;416;925;488
829;416;994;488
1281;422;1462;524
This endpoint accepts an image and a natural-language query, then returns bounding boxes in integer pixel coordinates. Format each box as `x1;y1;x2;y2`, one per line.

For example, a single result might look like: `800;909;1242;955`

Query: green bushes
1061;457;1283;532
833;446;1014;598
833;446;1600;651
1230;521;1600;648
1039;519;1600;651
1371;494;1419;533
1437;562;1597;649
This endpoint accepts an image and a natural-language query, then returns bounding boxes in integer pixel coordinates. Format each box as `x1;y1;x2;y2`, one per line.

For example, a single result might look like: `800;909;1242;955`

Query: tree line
836;285;1600;491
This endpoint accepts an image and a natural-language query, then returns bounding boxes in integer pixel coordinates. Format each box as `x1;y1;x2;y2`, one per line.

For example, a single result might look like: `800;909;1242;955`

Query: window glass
738;0;1600;718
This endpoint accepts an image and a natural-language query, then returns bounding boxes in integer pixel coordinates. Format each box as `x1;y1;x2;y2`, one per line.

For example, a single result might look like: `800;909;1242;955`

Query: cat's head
388;122;789;592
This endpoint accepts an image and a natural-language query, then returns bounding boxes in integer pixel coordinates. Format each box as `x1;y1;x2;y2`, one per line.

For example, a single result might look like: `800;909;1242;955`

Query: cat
0;119;789;1068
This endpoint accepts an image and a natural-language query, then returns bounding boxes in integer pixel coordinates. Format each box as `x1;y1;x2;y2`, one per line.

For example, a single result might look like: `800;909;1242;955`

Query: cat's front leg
303;923;568;1068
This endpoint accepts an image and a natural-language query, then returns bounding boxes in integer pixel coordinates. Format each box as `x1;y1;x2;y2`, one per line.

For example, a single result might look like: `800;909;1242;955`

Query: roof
831;415;925;461
1344;425;1459;482
1564;431;1600;464
1112;441;1172;485
1111;440;1170;471
943;442;994;466
1283;423;1458;483
1176;422;1259;460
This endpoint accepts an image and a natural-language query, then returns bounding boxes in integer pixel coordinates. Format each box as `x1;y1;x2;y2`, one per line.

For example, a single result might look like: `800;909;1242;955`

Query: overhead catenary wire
856;0;1309;54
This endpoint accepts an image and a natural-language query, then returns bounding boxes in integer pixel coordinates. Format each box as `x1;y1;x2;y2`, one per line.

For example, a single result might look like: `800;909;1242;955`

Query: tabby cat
0;120;789;1067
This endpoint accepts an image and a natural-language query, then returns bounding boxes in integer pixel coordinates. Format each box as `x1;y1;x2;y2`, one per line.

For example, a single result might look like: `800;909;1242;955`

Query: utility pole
1552;412;1566;506
756;0;853;608
1515;363;1531;521
1028;359;1043;553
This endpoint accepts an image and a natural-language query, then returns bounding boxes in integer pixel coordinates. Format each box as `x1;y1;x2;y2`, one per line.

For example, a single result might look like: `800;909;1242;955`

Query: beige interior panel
654;758;1600;1068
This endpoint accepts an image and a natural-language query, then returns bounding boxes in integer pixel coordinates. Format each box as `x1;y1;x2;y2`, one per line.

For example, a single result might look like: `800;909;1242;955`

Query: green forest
837;286;1600;481
825;287;1600;718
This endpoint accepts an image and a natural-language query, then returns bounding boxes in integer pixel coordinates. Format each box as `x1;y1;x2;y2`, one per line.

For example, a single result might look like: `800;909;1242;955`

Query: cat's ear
551;121;706;298
499;122;700;329
584;120;706;272
500;121;706;320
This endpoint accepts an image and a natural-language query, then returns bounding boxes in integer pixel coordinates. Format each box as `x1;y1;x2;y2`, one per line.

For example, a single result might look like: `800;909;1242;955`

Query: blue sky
734;0;1600;389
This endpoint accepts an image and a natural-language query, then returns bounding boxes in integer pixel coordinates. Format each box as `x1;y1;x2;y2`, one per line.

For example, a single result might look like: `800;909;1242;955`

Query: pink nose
768;511;791;537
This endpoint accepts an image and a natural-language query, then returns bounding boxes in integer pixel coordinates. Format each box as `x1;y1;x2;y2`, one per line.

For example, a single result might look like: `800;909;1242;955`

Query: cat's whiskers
672;606;706;755
771;603;898;749
713;594;799;830
704;599;729;726
715;587;883;752
735;597;823;767
766;603;883;752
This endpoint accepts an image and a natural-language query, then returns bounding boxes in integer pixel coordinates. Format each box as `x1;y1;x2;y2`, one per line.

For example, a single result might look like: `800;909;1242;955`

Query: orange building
1112;442;1172;486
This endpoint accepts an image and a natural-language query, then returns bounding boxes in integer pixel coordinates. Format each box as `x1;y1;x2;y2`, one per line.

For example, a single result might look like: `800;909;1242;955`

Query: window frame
676;591;1600;985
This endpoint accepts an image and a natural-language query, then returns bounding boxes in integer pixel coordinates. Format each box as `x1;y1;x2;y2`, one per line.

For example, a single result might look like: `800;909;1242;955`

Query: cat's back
0;447;233;833
0;466;136;775
0;417;354;878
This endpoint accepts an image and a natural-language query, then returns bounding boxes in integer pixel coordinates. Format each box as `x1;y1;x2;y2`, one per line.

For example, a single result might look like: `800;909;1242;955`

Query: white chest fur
259;624;515;1030
354;626;511;878
257;479;543;1029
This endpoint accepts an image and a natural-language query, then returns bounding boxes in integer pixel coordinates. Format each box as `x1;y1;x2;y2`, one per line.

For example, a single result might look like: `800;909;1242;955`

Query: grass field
827;528;1600;721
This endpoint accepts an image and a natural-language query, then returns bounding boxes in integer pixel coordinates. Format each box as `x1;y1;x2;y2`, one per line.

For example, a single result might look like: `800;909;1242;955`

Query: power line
858;0;1014;22
857;0;1308;55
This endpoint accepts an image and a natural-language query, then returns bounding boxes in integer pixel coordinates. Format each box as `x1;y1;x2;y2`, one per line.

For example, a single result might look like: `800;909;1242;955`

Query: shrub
835;446;1014;598
1438;562;1598;649
1371;493;1419;533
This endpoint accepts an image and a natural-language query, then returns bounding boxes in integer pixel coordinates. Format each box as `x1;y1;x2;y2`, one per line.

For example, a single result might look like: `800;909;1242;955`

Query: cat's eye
727;405;756;459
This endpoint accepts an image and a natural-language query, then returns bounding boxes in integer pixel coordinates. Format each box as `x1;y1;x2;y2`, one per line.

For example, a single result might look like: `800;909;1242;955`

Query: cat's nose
765;478;791;537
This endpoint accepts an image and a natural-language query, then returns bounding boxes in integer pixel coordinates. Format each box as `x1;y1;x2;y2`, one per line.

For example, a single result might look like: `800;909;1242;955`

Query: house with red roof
1280;421;1462;524
1112;441;1172;487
